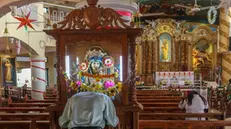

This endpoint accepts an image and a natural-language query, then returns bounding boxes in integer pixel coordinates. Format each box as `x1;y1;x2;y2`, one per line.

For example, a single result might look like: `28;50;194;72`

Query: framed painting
159;33;172;62
2;57;17;86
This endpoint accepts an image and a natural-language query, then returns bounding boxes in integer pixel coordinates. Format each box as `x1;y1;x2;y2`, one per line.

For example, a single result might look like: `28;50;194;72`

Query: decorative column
188;42;192;71
31;57;46;100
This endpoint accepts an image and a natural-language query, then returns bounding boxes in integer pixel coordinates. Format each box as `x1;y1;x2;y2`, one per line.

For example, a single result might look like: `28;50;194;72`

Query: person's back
59;92;119;129
179;91;208;120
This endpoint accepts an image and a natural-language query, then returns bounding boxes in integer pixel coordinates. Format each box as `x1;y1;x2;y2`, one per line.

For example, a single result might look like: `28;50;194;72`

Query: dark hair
229;79;231;84
187;91;207;106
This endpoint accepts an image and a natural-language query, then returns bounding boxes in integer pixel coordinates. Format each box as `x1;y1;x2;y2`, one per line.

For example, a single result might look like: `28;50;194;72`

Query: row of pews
0;88;58;129
137;89;231;129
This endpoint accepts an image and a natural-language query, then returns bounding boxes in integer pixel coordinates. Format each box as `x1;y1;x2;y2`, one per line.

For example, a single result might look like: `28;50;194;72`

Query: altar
136;19;218;86
155;71;194;87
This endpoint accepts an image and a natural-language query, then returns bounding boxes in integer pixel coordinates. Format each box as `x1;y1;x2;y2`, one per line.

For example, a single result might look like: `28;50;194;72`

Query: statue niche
192;38;213;80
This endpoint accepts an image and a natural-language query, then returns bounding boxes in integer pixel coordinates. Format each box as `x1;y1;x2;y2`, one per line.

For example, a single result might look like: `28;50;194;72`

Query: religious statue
192;42;212;70
159;33;171;63
161;39;169;61
62;46;122;98
5;59;13;81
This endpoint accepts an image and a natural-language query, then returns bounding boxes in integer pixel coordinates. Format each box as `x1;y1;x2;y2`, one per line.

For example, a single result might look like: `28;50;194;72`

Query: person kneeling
178;91;208;120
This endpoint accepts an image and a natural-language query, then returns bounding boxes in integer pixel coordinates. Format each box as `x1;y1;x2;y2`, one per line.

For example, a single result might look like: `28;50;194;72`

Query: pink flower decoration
68;89;71;93
104;80;115;89
76;81;81;86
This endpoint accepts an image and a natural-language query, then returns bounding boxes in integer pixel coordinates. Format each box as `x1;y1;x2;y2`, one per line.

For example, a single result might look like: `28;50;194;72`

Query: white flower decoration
103;57;114;68
79;62;88;72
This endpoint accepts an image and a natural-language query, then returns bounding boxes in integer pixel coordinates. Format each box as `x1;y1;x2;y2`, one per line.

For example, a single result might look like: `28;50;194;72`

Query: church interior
0;0;231;129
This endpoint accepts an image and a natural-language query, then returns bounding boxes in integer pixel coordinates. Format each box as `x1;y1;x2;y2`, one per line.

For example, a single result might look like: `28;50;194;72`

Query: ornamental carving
55;0;134;30
65;35;123;44
191;26;217;44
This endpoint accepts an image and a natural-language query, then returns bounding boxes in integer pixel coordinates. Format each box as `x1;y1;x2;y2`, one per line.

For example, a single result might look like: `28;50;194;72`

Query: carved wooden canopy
54;0;134;30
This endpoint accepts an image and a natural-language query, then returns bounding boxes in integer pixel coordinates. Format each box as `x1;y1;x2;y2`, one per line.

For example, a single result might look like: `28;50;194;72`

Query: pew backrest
139;120;231;129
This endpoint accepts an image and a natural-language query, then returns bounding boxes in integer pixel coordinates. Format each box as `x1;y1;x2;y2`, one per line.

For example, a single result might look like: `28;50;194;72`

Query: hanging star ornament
14;11;36;31
217;0;231;15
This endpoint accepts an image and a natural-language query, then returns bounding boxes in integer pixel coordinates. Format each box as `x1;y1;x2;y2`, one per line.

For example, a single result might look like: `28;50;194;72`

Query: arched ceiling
0;0;138;16
0;37;38;56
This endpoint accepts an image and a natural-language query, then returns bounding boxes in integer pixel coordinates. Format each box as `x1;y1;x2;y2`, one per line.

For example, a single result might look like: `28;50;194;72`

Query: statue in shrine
5;59;13;81
62;46;122;98
89;59;103;75
161;39;169;61
192;43;212;70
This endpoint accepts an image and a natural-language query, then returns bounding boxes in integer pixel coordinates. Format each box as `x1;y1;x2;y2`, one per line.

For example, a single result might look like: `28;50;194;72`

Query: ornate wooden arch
189;25;218;72
155;19;177;37
191;25;217;44
44;0;143;129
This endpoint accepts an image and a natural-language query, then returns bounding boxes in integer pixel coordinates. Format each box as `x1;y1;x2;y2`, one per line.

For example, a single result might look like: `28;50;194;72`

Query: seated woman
178;91;208;120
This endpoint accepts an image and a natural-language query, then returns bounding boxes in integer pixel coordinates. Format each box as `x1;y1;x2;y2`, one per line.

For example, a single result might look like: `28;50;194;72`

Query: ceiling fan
174;0;213;15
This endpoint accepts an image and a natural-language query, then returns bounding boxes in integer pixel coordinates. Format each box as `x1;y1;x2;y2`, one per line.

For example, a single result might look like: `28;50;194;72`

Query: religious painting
192;39;212;71
159;33;172;62
2;57;17;86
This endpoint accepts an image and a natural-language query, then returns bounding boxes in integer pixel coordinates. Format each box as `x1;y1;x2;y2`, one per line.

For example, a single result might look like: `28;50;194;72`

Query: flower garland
62;71;122;97
81;72;118;78
207;6;217;24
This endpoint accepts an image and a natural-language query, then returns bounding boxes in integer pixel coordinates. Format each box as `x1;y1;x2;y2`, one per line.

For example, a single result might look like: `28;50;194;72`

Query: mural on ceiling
192;39;212;70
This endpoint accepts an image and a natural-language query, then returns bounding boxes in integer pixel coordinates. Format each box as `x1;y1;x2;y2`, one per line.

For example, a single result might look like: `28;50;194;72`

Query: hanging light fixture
3;16;12;56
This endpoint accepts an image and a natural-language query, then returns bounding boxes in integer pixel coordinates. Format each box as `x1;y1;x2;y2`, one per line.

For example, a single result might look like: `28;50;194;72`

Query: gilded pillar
142;41;147;74
147;41;152;74
136;44;142;75
188;42;192;71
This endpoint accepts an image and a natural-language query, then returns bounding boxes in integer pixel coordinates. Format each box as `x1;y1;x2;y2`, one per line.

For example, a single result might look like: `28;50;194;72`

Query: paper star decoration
14;11;36;31
217;0;231;15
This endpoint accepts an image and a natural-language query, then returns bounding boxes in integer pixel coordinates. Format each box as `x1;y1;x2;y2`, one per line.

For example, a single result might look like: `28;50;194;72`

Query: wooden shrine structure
44;0;143;129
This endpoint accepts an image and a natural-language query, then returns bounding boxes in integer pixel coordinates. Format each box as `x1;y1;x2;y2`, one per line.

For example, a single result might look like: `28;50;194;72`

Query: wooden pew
45;93;57;97
139;120;231;129
137;98;181;102
141;102;178;107
0;107;46;113
140;113;224;120
143;107;182;113
137;90;180;96
0;113;49;120
25;99;57;103
44;96;59;100
8;103;53;107
0;120;49;129
137;96;182;99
